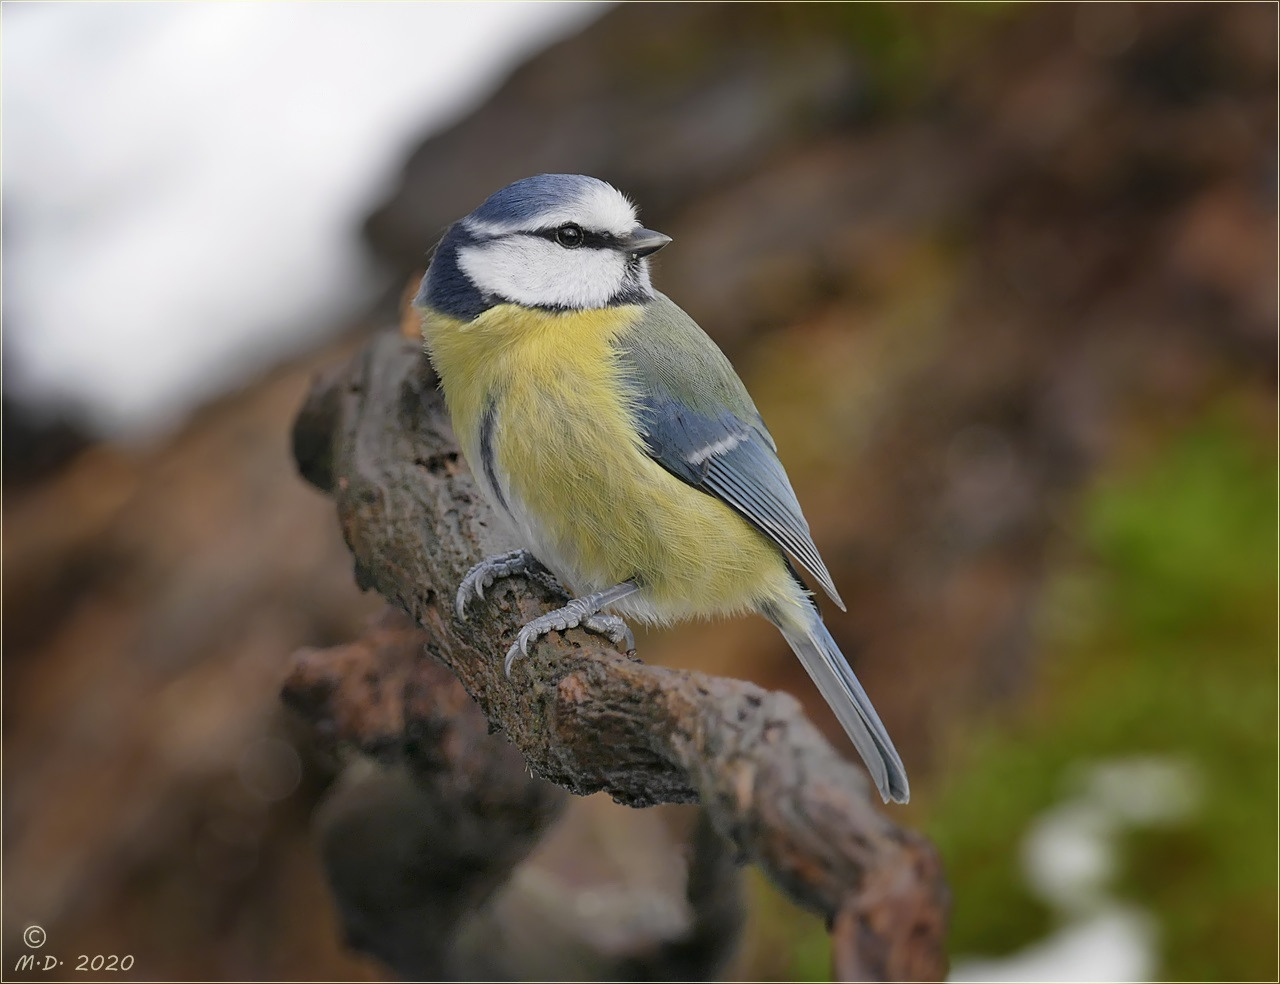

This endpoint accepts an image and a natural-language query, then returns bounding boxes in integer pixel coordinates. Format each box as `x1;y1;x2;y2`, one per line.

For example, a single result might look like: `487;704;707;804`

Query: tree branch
288;607;744;980
290;328;949;980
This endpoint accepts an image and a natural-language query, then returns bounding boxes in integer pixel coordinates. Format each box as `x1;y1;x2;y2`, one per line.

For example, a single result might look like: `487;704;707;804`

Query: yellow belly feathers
422;303;797;623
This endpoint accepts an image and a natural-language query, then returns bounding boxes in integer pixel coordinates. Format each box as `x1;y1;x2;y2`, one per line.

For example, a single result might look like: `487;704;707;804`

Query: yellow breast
421;303;795;622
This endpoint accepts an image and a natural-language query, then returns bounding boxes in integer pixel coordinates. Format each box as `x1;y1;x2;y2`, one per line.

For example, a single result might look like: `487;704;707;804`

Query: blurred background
3;2;1275;980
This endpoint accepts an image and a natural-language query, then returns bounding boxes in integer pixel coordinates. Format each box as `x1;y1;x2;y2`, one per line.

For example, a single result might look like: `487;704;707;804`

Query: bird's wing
616;293;844;609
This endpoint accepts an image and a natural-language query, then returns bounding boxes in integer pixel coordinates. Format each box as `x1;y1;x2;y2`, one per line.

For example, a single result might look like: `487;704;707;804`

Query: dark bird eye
555;223;584;248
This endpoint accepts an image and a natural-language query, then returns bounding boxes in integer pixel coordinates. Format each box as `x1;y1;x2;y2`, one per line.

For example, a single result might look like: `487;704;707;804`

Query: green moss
925;409;1278;980
736;867;832;981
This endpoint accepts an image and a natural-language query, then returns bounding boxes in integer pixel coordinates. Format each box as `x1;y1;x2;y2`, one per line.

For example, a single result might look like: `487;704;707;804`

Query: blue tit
415;174;909;804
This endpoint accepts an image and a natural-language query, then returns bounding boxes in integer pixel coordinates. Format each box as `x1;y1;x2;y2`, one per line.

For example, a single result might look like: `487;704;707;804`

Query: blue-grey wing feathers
617;294;908;801
617;294;845;609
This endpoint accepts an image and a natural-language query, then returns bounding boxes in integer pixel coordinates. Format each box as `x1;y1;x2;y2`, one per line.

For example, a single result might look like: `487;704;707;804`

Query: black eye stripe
530;227;624;250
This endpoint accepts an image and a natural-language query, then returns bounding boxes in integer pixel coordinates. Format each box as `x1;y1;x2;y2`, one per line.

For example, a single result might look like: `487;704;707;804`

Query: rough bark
289;328;949;980
287;607;745;980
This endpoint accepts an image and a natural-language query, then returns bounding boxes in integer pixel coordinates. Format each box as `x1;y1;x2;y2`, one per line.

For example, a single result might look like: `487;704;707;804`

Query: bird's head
417;174;671;320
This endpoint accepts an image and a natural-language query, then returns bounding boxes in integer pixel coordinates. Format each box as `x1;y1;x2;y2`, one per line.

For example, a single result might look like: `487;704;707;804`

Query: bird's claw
503;604;634;677
455;549;547;621
504;624;543;676
503;640;526;677
454;572;486;620
583;613;635;654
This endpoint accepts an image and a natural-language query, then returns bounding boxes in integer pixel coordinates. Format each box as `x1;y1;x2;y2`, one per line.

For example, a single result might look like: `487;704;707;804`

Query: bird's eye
555;223;584;249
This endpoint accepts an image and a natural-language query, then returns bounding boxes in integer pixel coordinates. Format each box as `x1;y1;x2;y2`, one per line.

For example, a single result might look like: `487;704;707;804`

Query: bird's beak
624;227;672;258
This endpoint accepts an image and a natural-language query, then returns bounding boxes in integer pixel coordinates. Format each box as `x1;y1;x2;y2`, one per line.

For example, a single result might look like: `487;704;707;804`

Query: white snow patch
950;908;1157;984
949;756;1200;983
2;2;608;437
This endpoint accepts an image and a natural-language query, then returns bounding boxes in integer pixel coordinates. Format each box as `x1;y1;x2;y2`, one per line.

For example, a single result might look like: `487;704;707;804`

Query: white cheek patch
459;238;629;309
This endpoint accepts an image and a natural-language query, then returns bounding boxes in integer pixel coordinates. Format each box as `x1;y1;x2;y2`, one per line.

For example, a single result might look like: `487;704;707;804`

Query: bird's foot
504;583;639;675
582;613;636;655
455;549;561;620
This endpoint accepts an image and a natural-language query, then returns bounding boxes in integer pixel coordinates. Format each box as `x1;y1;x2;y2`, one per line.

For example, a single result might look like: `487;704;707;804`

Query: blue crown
468;174;606;226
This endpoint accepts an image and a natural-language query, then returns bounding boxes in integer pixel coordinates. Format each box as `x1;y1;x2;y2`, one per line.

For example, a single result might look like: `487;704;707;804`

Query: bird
415;173;909;804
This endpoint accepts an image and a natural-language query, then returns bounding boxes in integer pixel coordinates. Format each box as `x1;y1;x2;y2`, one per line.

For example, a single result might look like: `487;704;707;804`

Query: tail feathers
774;611;910;804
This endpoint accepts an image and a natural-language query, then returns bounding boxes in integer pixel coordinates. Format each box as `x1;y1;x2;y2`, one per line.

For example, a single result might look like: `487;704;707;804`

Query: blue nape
416;223;488;321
